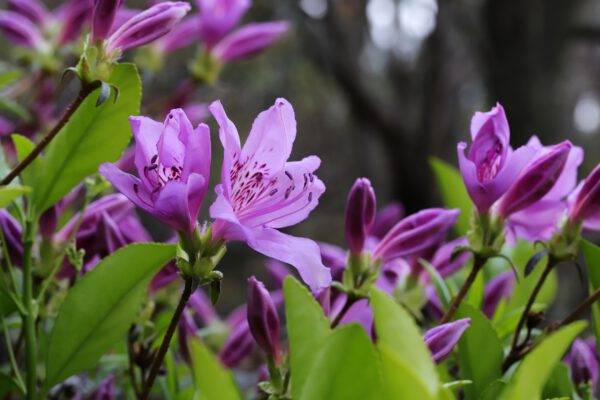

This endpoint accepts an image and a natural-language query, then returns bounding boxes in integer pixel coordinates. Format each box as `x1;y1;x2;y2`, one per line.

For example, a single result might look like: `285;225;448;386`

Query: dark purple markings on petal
285;186;292;199
308;192;313;202
151;154;158;164
285;171;292;180
269;189;278;196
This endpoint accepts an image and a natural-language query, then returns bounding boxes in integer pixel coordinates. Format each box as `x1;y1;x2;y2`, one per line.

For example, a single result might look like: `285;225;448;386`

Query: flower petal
99;163;155;214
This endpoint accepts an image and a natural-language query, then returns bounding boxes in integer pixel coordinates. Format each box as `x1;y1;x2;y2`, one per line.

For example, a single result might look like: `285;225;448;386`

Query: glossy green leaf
499;321;586;400
0;185;30;207
430;157;472;235
371;289;439;397
581;239;600;352
284;276;332;399
45;243;176;388
378;343;435;400
12;134;41;186
480;380;506;400
32;63;141;213
542;362;574;399
300;324;382;400
189;339;241;400
456;304;503;399
464;265;484;309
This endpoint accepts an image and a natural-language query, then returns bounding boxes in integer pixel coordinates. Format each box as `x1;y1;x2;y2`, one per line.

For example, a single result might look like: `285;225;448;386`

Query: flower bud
0;209;23;266
482;271;514;318
212;22;289;62
106;2;190;53
246;276;280;359
498;141;572;218
197;0;250;48
0;10;43;48
91;0;123;42
565;338;599;391
423;318;470;363
373;208;459;262
569;164;600;229
219;320;254;368
57;0;93;45
344;178;376;253
91;374;115;400
7;0;49;25
429;237;471;278
370;202;404;238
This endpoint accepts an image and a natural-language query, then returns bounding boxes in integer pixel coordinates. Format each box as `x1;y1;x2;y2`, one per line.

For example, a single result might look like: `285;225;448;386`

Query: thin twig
440;255;485;324
559;286;600;327
331;295;358;328
140;279;195;400
0;81;100;186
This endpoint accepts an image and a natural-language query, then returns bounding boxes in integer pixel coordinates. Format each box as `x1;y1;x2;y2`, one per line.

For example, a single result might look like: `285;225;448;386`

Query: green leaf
378;343;436;400
0;185;30;207
0;372;17;397
44;243;176;388
370;289;439;397
420;259;452;309
498;321;587;400
464;265;484;309
0;69;21;89
542;362;574;399
189;339;241;400
480;380;506;400
300;324;382;400
456;304;503;400
284;276;331;399
430;157;472;235
581;240;600;353
32;63;141;213
12;134;41;186
506;241;556;313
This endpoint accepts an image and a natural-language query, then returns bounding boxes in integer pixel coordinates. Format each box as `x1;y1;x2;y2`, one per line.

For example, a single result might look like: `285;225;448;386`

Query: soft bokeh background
4;0;600;316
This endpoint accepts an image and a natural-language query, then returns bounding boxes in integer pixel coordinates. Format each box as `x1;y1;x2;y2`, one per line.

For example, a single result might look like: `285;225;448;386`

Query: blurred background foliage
2;0;600;315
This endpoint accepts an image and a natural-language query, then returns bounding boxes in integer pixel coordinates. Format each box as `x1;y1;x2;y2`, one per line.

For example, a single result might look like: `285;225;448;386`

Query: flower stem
0;81;100;186
440;255;485;324
331;294;358;328
141;278;195;400
559;286;600;327
507;256;556;358
21;219;37;399
2;318;25;394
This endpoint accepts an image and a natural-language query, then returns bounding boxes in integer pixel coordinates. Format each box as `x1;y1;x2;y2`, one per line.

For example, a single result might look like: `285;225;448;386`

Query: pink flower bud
423;318;470;363
212;22;289;62
246;276;280;359
569;164;600;228
91;0;123;42
0;10;43;48
345;178;376;253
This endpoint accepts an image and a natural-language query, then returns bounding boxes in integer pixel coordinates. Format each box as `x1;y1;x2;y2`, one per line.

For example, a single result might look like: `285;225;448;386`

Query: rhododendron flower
211;22;290;63
0;209;23;265
569;164;600;231
457;104;536;213
505;137;583;242
565;338;599;392
482;271;514;318
497;141;572;218
197;0;250;48
424;318;470;363
208;99;330;291
100;108;211;235
370;202;404;239
345;178;376;254
55;194;151;276
0;10;43;48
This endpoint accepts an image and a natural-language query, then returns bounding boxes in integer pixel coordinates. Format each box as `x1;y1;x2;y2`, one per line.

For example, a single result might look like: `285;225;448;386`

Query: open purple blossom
569;164;600;231
497;141;572;219
208;99;330;291
457;104;537;213
100;108;211;235
423;318;470;363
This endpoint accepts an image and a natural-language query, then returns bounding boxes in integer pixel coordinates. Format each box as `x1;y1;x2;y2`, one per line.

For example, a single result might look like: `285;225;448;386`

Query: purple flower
212;22;289;62
91;374;115;400
0;209;23;266
505;137;583;242
155;16;200;53
208;99;330;291
100;108;211;235
106;2;190;53
457;104;537;213
246;276;280;359
370;202;404;239
56;0;93;45
372;208;459;262
197;0;250;48
497;141;572;218
423;318;470;363
0;10;43;48
428;237;471;278
345;178;376;254
219;320;254;368
565;338;599;391
569;164;600;231
265;259;291;289
55;194;151;276
91;0;123;42
7;0;49;25
482;271;514;318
